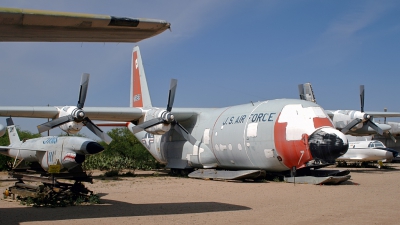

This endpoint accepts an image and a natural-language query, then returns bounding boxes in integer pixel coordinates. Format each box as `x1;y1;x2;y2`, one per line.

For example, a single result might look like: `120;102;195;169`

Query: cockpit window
373;141;384;147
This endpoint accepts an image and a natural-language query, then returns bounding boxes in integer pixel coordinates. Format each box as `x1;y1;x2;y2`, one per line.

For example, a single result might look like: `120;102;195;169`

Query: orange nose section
274;114;314;169
274;110;346;169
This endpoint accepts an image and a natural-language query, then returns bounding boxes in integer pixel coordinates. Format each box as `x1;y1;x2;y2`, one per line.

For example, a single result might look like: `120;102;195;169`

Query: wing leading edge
0;106;199;122
0;7;171;42
0;106;144;122
325;110;400;119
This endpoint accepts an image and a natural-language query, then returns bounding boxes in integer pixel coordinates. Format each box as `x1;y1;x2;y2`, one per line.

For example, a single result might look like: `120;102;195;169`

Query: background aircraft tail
131;46;152;108
6;118;20;144
298;83;317;103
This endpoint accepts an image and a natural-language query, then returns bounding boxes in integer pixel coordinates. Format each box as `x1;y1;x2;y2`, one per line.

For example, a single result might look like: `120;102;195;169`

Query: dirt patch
0;165;399;225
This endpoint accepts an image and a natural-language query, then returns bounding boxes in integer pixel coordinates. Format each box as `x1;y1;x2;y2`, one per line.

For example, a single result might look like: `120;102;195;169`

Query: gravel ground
1;165;399;225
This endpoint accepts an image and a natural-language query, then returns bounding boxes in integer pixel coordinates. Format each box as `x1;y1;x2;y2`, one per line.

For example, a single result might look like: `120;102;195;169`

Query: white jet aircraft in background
337;140;398;167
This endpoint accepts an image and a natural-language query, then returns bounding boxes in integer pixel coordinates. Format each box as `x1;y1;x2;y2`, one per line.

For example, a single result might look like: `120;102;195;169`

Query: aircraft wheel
180;169;193;176
170;168;179;175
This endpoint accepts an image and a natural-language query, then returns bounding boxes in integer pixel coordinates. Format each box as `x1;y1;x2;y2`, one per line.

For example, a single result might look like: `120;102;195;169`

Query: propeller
37;73;112;144
131;79;197;145
341;85;384;135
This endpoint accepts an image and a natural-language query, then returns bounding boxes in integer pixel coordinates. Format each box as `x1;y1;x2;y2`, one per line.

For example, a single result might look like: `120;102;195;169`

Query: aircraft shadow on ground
0;197;251;225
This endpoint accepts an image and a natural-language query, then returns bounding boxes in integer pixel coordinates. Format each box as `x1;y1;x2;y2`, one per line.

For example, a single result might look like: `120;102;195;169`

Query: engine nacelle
145;123;171;135
58;106;85;134
141;109;172;135
59;121;84;134
332;110;366;131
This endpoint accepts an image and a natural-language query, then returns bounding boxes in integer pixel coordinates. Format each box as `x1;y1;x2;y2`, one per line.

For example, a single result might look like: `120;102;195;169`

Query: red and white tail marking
132;51;143;107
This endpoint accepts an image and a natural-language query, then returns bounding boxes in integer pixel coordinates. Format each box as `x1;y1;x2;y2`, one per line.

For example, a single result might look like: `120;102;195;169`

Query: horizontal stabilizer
284;175;351;185
285;169;351;185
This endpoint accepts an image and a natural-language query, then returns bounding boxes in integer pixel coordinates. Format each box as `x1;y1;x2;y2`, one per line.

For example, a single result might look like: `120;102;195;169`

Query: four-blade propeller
341;85;385;137
37;73;112;144
130;79;197;145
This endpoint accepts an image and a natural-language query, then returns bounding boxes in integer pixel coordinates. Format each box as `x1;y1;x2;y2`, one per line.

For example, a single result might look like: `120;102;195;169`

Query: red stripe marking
313;117;333;128
274;113;313;169
274;115;335;169
132;51;143;107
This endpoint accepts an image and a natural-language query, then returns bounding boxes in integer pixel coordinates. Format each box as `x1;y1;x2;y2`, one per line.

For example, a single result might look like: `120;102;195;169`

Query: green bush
83;128;162;171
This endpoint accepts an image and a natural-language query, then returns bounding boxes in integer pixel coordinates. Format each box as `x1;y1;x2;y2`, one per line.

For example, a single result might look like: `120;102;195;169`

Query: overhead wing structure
0;7;170;42
0;106;144;121
0;106;198;123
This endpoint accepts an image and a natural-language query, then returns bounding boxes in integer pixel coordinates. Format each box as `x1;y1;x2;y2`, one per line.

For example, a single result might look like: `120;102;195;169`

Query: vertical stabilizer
131;46;152;108
298;83;317;103
6;118;20;144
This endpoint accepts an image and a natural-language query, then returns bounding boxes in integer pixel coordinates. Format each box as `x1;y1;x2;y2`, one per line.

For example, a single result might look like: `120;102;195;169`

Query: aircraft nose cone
85;142;104;154
386;149;398;159
308;127;349;163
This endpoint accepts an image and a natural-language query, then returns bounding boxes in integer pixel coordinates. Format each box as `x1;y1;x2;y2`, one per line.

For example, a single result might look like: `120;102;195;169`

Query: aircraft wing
325;110;400;118
363;111;400;118
0;7;170;42
0;146;47;151
0;106;199;122
0;106;144;121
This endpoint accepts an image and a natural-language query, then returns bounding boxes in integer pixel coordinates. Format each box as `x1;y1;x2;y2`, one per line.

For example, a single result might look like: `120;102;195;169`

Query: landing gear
169;168;194;177
4;166;99;206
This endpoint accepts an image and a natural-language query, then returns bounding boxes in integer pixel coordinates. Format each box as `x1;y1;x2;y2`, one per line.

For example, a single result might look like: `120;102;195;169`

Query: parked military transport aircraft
0;7;351;184
0;7;170;42
0;118;104;172
0;46;352;184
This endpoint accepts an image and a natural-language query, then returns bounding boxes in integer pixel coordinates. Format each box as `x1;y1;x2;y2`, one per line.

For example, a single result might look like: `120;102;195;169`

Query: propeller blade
130;118;166;134
167;79;177;112
37;116;74;133
360;85;365;112
83;118;112;144
388;131;397;143
341;118;362;134
366;120;384;136
384;108;387;124
172;121;197;145
77;73;90;109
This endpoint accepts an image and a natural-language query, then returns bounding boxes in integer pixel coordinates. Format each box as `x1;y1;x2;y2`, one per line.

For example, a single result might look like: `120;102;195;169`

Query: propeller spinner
130;79;197;145
37;73;112;144
341;85;387;137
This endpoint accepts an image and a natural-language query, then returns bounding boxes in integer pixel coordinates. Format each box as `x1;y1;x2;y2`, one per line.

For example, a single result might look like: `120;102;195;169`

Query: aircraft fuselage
134;99;349;173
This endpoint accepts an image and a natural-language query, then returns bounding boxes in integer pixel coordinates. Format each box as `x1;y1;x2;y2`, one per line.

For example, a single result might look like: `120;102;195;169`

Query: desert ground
0;165;399;225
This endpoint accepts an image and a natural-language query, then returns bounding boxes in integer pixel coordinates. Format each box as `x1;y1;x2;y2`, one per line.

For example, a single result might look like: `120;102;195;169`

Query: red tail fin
130;46;152;108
